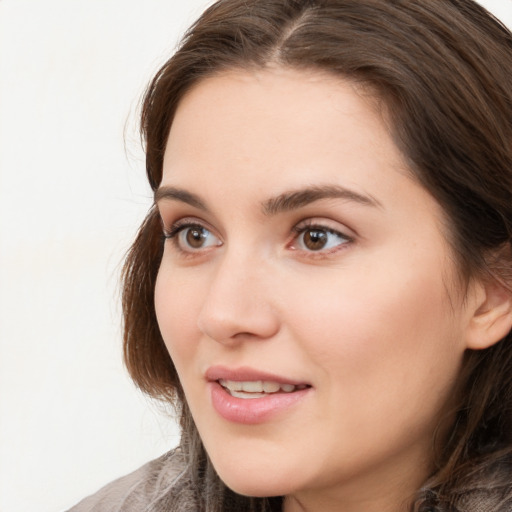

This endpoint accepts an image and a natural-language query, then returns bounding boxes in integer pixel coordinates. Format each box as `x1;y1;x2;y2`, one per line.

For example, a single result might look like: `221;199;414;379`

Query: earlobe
466;278;512;350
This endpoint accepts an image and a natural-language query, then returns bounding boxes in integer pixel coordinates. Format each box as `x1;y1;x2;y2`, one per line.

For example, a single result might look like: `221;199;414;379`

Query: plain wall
0;1;212;511
0;1;511;511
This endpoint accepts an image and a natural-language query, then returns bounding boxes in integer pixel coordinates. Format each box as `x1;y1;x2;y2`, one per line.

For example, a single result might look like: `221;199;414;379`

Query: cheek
273;268;464;487
283;256;465;414
292;243;459;348
154;267;203;367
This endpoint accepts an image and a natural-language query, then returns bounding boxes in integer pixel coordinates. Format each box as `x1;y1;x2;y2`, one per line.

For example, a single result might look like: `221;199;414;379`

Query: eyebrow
154;187;207;210
154;184;382;214
262;185;382;215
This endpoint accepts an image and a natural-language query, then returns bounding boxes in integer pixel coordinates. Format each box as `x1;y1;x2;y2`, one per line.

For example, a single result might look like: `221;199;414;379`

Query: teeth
242;381;263;392
262;381;280;393
218;379;305;396
224;380;243;391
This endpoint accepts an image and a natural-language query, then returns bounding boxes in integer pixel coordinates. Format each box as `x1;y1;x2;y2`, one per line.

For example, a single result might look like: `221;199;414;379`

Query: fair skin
154;68;503;512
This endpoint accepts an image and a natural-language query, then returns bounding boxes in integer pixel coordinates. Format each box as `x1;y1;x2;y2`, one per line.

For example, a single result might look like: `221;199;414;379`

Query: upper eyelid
162;216;215;234
163;217;350;232
292;218;355;238
162;222;199;238
293;223;345;236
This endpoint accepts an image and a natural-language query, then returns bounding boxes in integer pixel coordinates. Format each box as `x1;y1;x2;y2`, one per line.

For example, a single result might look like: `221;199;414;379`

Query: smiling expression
154;68;477;511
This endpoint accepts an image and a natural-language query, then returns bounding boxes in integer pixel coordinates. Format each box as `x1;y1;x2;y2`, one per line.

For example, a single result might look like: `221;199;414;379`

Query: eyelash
291;221;353;255
162;218;353;258
163;220;202;241
162;220;220;257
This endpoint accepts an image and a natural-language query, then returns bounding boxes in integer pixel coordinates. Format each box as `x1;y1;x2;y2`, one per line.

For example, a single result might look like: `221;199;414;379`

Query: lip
205;365;310;386
206;366;312;424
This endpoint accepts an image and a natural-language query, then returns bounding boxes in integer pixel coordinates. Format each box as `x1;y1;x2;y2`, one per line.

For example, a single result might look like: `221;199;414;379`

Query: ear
465;277;512;350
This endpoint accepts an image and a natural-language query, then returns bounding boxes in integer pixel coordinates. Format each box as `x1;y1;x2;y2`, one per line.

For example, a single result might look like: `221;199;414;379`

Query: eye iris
303;229;327;250
186;227;207;248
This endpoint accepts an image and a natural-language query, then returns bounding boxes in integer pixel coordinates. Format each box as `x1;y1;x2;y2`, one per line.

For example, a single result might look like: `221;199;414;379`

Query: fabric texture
68;448;512;512
67;450;187;512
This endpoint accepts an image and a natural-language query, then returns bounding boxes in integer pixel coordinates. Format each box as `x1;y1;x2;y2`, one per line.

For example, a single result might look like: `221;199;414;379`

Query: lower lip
209;381;311;424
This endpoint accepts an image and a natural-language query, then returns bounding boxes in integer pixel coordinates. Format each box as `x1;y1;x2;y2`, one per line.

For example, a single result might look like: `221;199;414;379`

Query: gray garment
67;450;186;512
68;448;512;512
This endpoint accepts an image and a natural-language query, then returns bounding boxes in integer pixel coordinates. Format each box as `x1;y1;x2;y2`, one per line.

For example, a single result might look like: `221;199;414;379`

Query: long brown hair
122;1;512;510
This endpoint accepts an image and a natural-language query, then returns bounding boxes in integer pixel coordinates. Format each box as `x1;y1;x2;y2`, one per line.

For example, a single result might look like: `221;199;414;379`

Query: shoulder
66;449;187;512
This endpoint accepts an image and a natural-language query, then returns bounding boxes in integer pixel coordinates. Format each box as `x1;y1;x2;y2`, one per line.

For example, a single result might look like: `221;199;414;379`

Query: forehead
162;68;408;191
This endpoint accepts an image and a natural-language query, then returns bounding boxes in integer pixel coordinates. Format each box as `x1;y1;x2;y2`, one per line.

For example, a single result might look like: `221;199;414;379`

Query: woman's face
155;68;477;509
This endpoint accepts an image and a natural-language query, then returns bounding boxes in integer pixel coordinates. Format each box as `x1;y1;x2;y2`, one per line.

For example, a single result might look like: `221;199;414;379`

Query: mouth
218;379;311;399
205;366;312;423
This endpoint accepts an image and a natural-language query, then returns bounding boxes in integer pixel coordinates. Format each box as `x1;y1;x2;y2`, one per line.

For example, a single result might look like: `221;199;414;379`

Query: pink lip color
206;366;311;425
205;366;309;386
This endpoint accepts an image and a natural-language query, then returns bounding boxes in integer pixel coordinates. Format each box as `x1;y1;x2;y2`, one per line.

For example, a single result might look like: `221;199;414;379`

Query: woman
70;0;512;510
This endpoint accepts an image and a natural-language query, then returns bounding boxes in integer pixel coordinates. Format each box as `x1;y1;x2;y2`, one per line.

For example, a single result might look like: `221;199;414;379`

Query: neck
282;447;431;512
284;488;414;512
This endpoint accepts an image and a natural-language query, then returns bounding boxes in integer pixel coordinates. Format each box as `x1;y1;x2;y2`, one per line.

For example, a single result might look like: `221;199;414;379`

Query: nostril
197;299;280;344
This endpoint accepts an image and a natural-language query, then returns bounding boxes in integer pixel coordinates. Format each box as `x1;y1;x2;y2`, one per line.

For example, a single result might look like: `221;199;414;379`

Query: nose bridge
197;244;279;343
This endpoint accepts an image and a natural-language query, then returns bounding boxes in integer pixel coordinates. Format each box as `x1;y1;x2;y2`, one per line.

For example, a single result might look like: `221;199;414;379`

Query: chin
221;477;290;498
214;461;298;498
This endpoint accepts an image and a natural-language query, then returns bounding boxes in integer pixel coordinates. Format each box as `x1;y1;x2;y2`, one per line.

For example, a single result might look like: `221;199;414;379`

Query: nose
197;251;280;344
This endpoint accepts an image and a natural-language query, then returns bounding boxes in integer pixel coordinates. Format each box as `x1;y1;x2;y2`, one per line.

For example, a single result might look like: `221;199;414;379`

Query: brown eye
294;225;350;252
185;227;207;248
303;229;328;251
176;225;221;251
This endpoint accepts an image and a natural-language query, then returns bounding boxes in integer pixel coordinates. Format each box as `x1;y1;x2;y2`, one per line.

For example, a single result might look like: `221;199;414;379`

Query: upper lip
205;365;311;386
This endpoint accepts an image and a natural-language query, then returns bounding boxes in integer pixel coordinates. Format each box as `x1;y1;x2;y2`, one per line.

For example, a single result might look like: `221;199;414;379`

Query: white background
0;1;511;511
